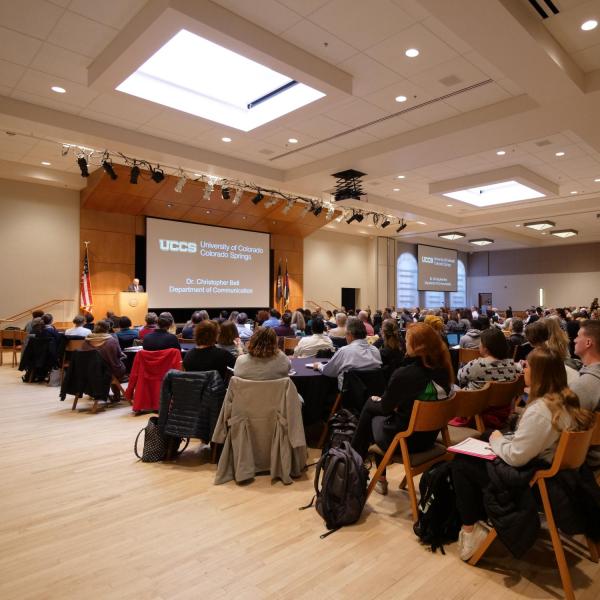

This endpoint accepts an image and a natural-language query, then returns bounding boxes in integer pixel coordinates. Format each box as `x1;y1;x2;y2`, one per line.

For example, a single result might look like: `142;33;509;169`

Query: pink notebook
448;438;497;461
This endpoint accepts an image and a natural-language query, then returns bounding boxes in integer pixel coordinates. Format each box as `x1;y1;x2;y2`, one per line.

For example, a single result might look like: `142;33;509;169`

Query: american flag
283;259;290;307
80;244;93;311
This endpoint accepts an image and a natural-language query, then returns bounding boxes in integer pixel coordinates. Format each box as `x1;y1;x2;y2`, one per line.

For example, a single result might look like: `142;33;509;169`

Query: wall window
397;252;418;308
424;290;445;309
450;259;466;309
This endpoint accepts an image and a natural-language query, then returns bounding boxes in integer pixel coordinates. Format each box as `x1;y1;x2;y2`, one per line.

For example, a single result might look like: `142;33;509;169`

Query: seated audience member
571;320;600;412
328;312;347;338
446;311;461;332
508;318;525;353
228;310;239;323
325;310;336;329
142;313;180;351
216;321;244;358
115;316;139;348
358;310;375;336
105;311;120;330
524;308;539;325
262;309;281;328
138;313;158;340
236;312;253;341
65;315;91;337
458;310;472;332
458;328;522;390
424;314;446;339
291;310;306;335
293;318;334;358
373;310;383;335
351;322;453;495
81;320;127;382
452;347;594;560
459;317;490;349
24;310;45;333
216;310;229;324
515;320;549;362
379;318;405;376
41;314;61;342
233;327;290;380
255;309;269;326
319;317;382;388
83;313;95;331
181;311;203;339
183;320;235;380
399;308;413;327
273;312;295;338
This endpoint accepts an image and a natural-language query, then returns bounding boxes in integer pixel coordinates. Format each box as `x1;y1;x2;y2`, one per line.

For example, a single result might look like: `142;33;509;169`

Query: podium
114;292;148;327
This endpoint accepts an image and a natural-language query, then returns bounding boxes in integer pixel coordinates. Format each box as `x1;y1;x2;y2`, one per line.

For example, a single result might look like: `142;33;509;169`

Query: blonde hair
543;316;570;360
291;310;305;331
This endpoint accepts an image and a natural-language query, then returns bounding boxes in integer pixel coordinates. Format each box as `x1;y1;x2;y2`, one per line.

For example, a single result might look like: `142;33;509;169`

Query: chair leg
317;391;342;449
366;437;399;498
72;395;80;411
90;399;99;414
399;475;407;490
399;439;419;522
210;442;218;464
586;536;599;563
538;478;576;600
468;529;498;566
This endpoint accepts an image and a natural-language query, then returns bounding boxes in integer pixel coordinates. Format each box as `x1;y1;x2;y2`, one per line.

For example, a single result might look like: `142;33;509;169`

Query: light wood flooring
1;359;599;600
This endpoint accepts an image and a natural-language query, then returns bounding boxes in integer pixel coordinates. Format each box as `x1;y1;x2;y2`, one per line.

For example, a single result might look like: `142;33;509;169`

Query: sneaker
374;479;388;496
457;522;489;561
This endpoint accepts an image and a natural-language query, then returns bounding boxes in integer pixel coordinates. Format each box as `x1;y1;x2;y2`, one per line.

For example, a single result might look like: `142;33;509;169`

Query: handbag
134;416;189;462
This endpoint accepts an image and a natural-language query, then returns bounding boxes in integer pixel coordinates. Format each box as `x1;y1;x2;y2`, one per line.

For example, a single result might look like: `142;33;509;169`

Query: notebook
448;437;497;460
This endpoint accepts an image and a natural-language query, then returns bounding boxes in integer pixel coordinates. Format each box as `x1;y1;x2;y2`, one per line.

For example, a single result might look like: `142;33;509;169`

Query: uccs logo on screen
158;239;198;253
421;256;434;263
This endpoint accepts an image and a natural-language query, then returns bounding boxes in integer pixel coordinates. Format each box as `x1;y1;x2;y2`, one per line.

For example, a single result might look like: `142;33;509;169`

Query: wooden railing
0;299;75;326
305;299;341;311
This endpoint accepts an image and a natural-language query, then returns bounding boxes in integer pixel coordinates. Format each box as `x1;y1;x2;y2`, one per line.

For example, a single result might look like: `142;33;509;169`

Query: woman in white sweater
453;346;594;560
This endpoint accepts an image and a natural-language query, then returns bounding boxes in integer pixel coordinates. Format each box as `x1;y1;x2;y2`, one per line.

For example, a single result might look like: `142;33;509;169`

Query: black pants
352;398;386;459
452;455;491;526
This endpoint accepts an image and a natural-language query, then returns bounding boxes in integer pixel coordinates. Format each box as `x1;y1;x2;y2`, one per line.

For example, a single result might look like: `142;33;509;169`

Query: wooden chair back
459;347;480;364
405;396;458;434
283;337;299;354
65;339;85;352
590;413;600;446
487;375;524;408
534;427;595;479
453;383;491;420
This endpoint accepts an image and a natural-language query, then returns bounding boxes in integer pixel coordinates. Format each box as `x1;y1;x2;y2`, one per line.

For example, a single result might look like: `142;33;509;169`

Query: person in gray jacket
459;317;490;349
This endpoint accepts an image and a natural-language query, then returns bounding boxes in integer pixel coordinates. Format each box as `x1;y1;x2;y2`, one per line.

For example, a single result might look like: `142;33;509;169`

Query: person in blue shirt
262;308;282;328
115;316;139;349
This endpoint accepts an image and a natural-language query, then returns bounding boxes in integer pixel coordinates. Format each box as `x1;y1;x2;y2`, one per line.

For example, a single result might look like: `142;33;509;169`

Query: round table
290;357;337;426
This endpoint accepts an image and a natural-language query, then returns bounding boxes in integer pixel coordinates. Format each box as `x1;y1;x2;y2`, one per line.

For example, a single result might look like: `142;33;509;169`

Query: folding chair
59;339;85;385
468;426;597;600
445;383;491;445
487;375;525;412
367;395;458;521
459;347;480;364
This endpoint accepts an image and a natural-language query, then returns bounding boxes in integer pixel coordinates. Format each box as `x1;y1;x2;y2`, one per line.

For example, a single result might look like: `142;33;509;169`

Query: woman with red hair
352;322;454;495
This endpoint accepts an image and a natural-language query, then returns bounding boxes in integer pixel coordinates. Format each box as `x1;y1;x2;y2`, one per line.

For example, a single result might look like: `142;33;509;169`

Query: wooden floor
1;359;599;600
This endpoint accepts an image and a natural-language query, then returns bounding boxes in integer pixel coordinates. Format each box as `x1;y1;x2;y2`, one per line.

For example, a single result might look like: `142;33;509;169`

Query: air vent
535;139;552;147
526;0;559;19
271;78;493;161
439;75;462;87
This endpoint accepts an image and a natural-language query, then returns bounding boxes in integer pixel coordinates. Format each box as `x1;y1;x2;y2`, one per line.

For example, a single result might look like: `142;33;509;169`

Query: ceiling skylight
443;180;545;207
525;220;555;231
551;229;578;238
116;29;326;131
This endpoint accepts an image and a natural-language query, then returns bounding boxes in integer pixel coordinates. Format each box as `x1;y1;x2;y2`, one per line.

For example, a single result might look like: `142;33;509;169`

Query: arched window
450;259;466;309
424;290;445;309
397;252;418;308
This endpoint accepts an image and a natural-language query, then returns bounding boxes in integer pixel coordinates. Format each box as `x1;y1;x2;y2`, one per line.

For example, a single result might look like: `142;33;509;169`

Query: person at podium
127;278;144;292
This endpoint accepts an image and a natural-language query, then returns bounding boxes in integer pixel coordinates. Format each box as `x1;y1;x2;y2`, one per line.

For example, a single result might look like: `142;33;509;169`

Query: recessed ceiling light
443;180;545;207
405;48;419;58
581;19;598;31
551;229;578;238
395;95;407;103
446;204;453;207
524;220;555;231
541;232;548;235
288;138;298;144
41;161;51;166
594;177;600;182
438;232;465;241
166;203;173;208
222;137;232;142
469;238;494;246
416;221;427;225
496;150;506;156
393;188;400;191
206;210;211;214
116;29;325;132
397;175;406;179
570;190;578;195
555;151;565;157
194;173;201;177
51;86;66;93
515;224;521;227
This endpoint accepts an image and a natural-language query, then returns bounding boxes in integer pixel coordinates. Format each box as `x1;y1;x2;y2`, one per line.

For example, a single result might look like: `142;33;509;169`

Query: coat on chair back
212;376;307;485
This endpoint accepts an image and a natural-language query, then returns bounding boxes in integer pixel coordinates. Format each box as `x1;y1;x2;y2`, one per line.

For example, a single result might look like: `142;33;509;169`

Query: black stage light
252;190;264;204
354;212;364;223
346;212;359;224
396;220;407;233
221;186;231;200
102;159;118;180
77;156;89;178
130;164;140;184
313;205;323;216
151;166;165;183
381;219;391;228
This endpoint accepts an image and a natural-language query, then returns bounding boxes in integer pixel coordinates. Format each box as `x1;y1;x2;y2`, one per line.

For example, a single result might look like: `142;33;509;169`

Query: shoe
457;522;489;561
374;479;388;496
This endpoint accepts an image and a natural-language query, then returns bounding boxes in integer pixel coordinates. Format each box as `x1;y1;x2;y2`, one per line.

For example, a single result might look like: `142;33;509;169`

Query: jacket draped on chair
212;376;307;485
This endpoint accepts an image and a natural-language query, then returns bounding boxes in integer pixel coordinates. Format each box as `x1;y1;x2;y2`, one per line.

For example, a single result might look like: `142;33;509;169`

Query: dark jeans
452;455;490;526
352;398;387;459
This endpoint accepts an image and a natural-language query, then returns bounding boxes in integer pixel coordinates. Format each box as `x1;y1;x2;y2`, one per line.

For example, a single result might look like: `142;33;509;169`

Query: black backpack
301;441;369;538
323;409;358;455
413;461;461;553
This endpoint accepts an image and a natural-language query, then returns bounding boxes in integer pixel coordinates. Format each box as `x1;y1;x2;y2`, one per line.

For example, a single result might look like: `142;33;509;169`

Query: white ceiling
0;0;599;251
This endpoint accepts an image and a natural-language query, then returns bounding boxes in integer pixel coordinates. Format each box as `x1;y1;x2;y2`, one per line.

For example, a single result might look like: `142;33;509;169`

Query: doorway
341;288;358;312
